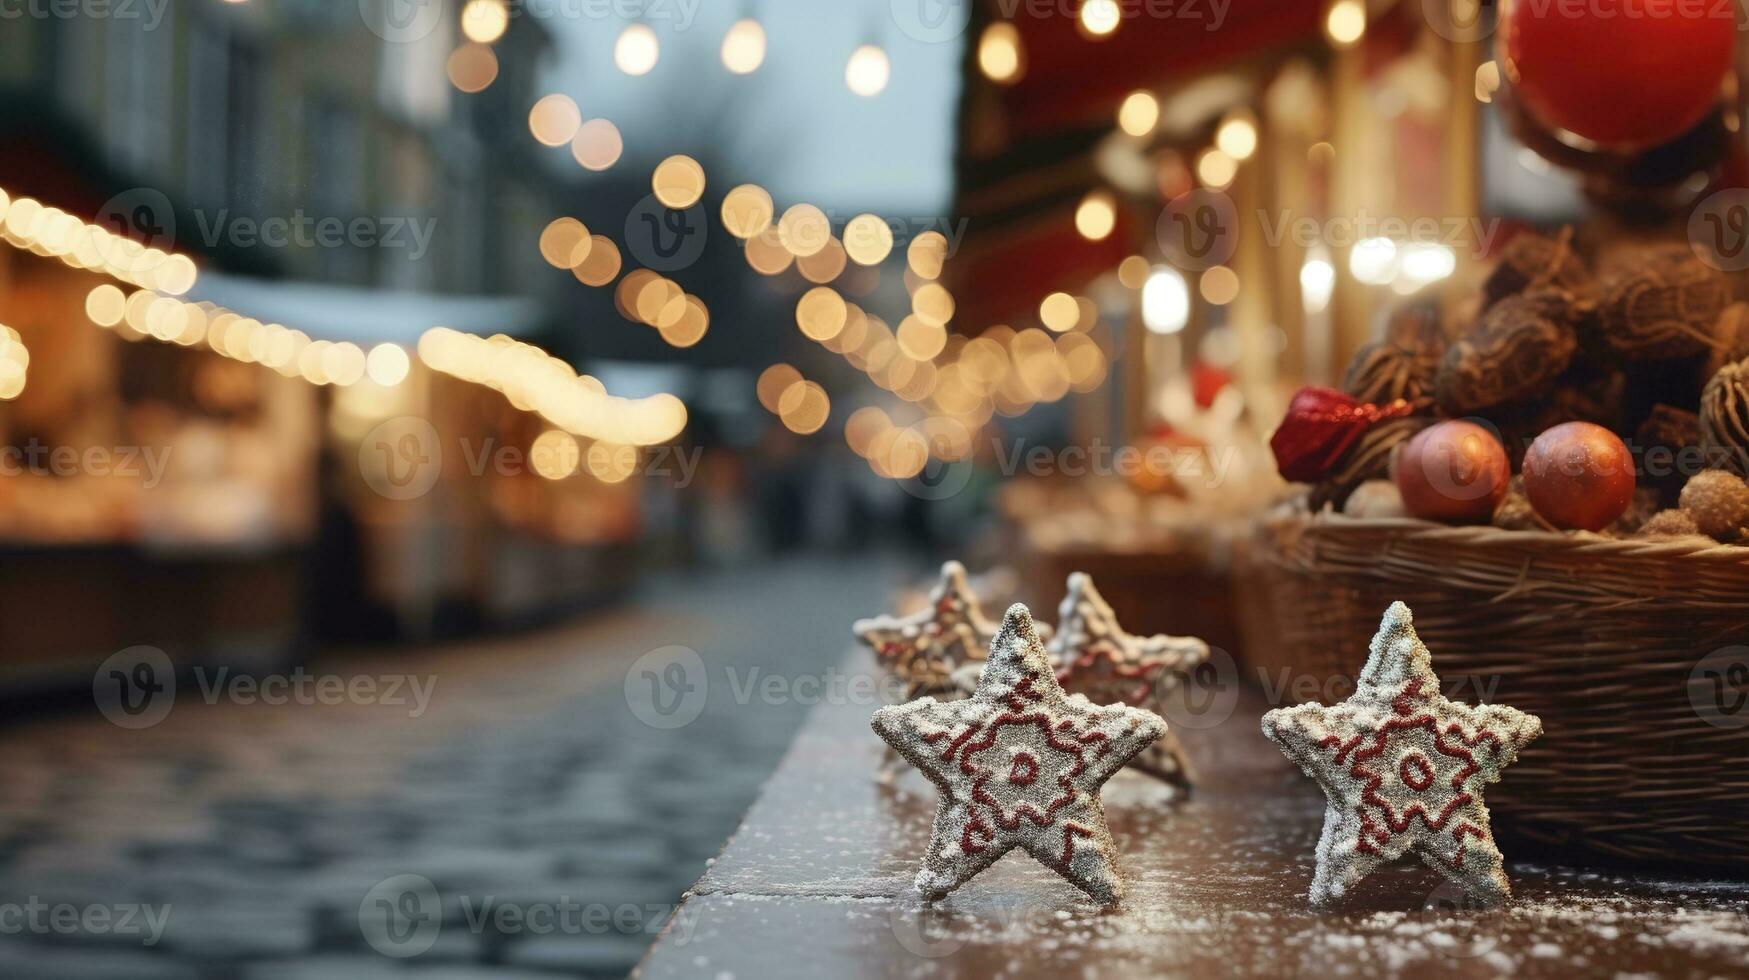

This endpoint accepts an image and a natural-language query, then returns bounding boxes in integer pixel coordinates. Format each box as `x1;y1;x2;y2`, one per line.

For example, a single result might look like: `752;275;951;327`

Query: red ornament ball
1501;0;1735;151
1521;422;1637;531
1393;420;1511;523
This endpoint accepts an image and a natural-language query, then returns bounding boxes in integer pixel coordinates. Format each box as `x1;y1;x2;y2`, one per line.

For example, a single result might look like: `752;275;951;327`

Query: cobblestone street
0;555;907;979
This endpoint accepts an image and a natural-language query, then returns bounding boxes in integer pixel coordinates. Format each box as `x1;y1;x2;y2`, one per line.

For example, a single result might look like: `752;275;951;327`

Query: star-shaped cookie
1050;573;1209;789
854;561;1050;698
1261;602;1542;906
872;604;1166;906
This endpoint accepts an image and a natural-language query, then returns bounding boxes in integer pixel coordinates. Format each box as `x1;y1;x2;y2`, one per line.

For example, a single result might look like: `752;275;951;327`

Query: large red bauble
1501;0;1736;151
1393;420;1511;523
1521;422;1637;531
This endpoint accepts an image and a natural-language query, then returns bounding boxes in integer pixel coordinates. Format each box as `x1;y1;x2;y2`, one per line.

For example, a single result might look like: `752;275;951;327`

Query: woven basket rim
1265;502;1749;565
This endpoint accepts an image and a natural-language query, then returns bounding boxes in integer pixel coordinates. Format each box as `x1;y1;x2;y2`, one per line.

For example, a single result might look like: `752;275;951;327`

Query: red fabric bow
1270;386;1412;483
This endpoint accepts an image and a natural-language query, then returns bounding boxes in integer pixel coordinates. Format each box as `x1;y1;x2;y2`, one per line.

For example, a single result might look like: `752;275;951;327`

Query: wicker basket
1239;505;1749;869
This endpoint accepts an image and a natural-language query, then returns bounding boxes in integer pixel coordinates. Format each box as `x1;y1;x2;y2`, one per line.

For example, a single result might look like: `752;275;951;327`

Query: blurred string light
1079;0;1121;37
615;271;710;348
1215;112;1258;160
907;232;947;279
1199;266;1239;305
460;0;509;44
1325;0;1366;47
1039;292;1079;332
1117;255;1150;289
539;216;592;270
977;22;1023;84
0;187;199;294
615;23;660;75
447;43;499;93
797;236;847;283
530;429;581;480
0;324;25;401
844;213;893;266
652;155;706;209
721;184;774;239
1143;267;1190;334
777;203;830;257
529;94;582;147
1195;148;1237;189
1117;90;1158;138
1074;190;1117;240
721;18;766;74
366;342;411;386
572;119;623;171
419;328;686;445
1300;251;1336;315
1349;236;1397;285
845;44;890;97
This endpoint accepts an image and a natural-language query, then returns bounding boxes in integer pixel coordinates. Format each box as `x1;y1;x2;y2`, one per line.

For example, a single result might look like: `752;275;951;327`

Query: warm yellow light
460;0;509;44
530;430;581;480
896;316;947;360
908;231;948;279
571;236;622;286
571;119;623;171
1079;0;1121;36
777;380;830;434
447;43;500;93
796;287;848;342
778;204;830;258
911;283;955;328
615;24;660;76
1200;266;1240;305
366;343;411;387
1074;191;1117;241
1117;91;1158;138
539;218;591;269
797;237;847;284
721;184;774;239
843;214;893;266
1039;292;1079;332
660;295;710;348
1216;114;1258;161
529;94;581;147
977;22;1022;84
652;155;706;209
1196;148;1237;188
586;442;637;484
1326;0;1365;46
845;44;890;98
1117;255;1150;289
85;284;127;327
744;227;793;275
757;363;802;413
721;18;766;74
